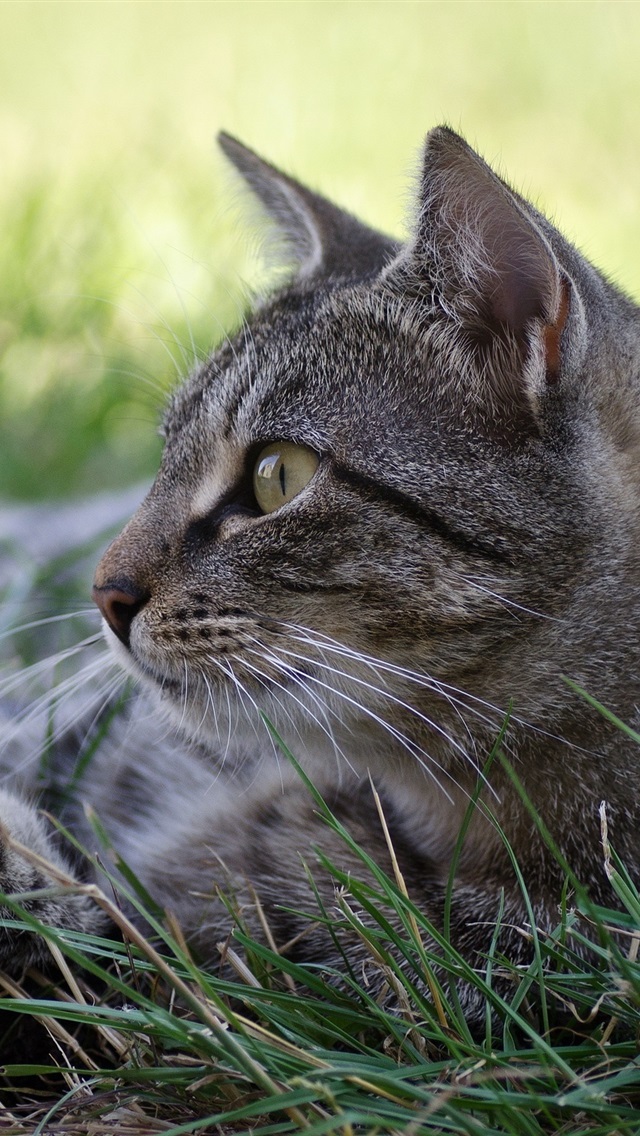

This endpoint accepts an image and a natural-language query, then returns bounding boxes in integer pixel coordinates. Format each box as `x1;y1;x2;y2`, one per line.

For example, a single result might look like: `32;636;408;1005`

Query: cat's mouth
119;636;325;752
102;612;315;707
101;626;184;697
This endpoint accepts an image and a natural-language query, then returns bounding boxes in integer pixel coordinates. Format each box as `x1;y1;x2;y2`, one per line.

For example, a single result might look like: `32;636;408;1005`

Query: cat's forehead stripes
181;318;334;451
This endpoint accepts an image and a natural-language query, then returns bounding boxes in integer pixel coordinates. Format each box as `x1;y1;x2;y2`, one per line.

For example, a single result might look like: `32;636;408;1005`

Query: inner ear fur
384;126;572;428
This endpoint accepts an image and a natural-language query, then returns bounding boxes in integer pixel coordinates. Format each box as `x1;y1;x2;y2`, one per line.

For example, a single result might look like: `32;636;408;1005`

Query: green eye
253;442;319;515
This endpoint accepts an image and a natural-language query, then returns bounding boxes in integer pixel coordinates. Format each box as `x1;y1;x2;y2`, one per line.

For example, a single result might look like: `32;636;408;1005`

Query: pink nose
92;583;148;647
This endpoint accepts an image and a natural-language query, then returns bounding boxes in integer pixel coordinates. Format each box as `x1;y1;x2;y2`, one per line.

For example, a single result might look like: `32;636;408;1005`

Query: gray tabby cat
1;126;639;1031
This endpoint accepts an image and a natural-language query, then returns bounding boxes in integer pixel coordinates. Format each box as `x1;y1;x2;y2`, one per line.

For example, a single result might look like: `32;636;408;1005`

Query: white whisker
240;652;356;780
275;620;587;757
0;654;122;781
210;656;282;780
458;575;558;622
278;621;505;729
0;634;104;700
266;640;475;766
253;643;457;800
0;608;99;643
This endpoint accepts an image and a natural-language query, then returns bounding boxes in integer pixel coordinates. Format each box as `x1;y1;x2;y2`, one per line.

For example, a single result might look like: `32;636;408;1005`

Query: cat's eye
253;442;319;515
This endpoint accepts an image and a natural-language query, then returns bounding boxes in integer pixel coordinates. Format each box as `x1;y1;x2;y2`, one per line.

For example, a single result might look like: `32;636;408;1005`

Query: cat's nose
92;582;148;647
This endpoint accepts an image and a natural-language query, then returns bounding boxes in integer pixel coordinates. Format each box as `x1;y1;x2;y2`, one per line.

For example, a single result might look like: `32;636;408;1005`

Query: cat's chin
100;621;282;752
100;624;188;714
101;627;359;766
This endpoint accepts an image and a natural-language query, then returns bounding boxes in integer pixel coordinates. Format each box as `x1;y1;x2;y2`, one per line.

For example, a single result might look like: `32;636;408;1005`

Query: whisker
278;621;505;728
61;290;186;382
0;609;99;643
0;656;122;781
99;365;169;407
67;670;130;775
2;652;116;731
212;657;262;742
278;620;587;755
0;634;104;699
254;644;457;801
128;281;198;376
241;652;356;780
209;656;282;777
266;640;475;767
238;655;305;742
457;575;559;622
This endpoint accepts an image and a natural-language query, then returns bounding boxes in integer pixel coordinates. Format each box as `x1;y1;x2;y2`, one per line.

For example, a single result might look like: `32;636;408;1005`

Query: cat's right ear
218;133;398;281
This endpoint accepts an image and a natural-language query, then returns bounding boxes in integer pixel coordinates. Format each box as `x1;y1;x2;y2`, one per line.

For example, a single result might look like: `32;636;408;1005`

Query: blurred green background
1;0;639;500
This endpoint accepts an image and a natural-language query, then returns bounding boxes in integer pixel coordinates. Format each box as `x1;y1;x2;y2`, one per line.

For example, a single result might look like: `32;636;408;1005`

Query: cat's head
92;127;640;774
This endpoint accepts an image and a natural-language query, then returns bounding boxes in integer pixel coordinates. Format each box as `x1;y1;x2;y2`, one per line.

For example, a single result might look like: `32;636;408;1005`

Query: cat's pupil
252;442;319;515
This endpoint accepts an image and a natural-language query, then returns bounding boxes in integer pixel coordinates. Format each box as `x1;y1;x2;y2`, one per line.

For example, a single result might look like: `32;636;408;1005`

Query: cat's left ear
218;133;398;281
384;127;576;431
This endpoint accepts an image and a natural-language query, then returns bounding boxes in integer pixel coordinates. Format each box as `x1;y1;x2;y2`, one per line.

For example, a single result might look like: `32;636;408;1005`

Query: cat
1;125;639;1034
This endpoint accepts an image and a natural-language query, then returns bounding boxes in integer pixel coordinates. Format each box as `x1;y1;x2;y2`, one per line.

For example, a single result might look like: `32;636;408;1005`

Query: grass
2;2;640;1131
0;718;639;1134
2;2;640;498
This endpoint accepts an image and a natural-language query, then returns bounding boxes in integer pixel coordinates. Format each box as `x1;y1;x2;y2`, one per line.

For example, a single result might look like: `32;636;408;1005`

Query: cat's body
1;127;639;1029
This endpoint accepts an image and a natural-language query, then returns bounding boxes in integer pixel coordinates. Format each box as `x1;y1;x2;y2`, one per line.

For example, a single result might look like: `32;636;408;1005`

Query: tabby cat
1;126;639;1031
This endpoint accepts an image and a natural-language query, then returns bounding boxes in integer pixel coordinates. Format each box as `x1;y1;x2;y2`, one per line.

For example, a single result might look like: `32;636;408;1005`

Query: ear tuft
218;132;398;281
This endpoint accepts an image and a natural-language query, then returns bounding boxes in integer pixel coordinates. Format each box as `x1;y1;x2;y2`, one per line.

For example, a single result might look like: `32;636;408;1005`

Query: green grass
1;729;639;1134
2;2;640;497
2;2;640;1131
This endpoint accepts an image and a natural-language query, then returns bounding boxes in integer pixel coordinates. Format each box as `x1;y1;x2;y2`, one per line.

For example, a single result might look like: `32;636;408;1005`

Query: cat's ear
218;133;398;281
385;127;573;432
